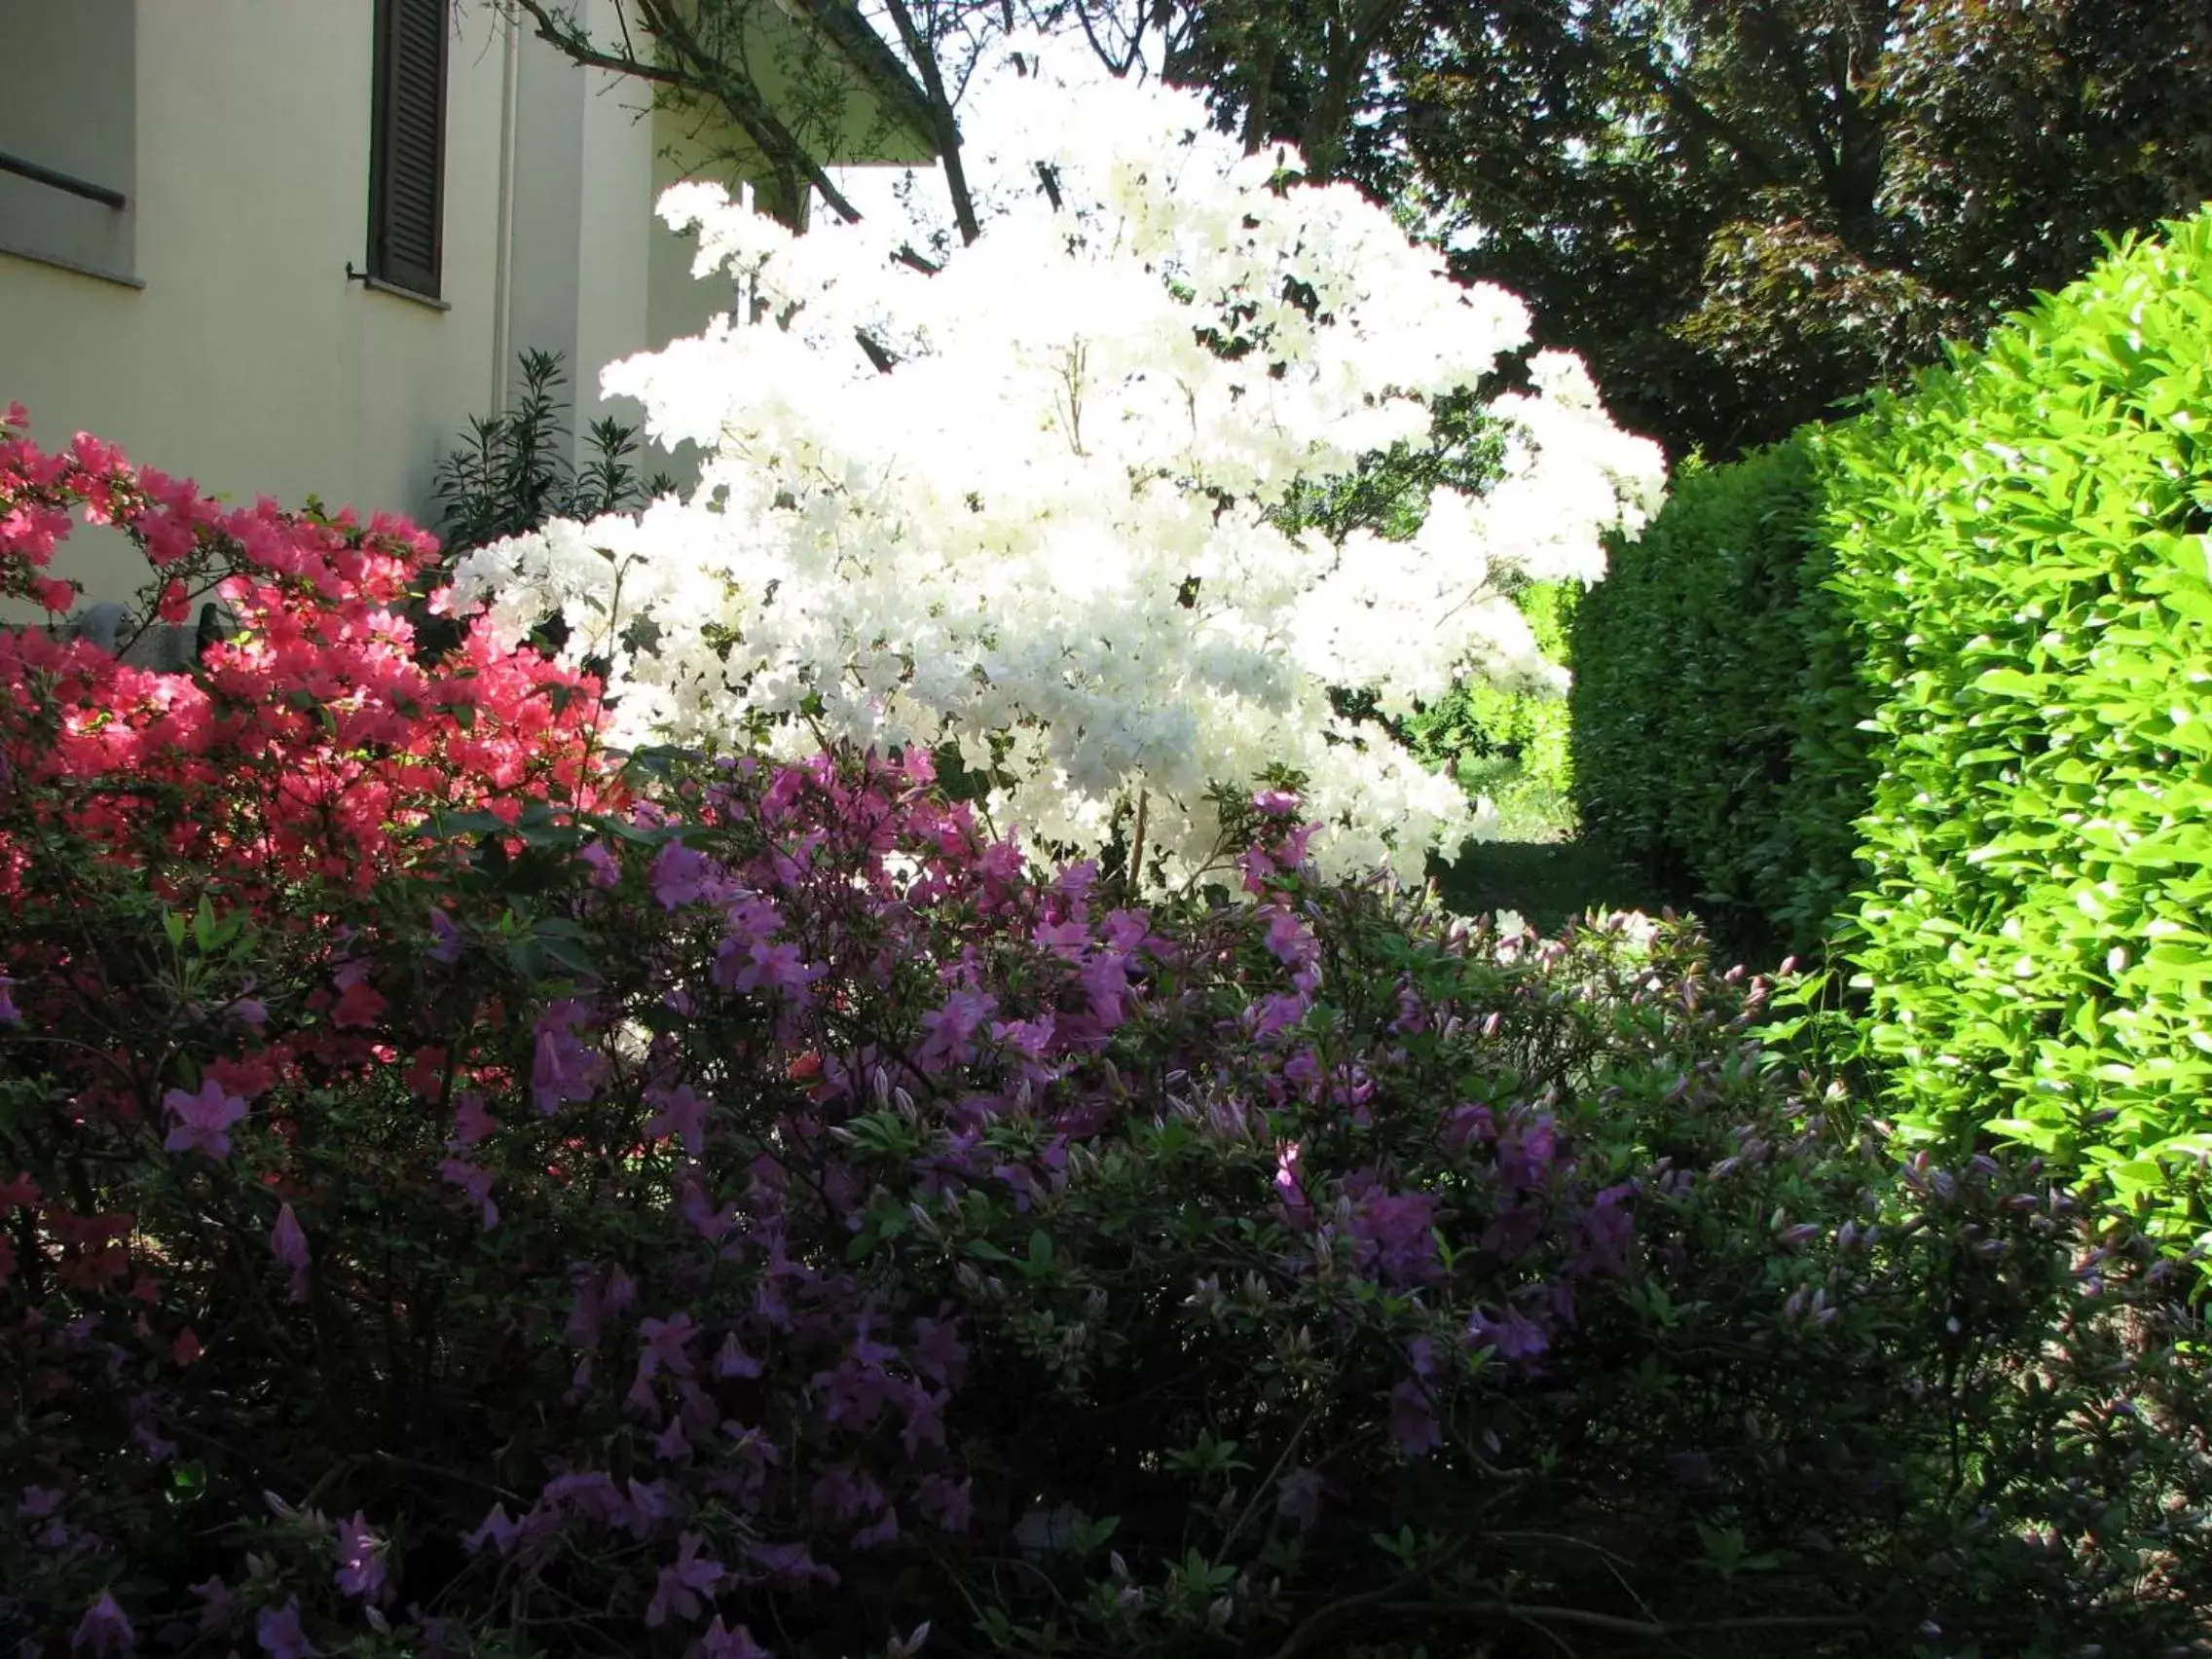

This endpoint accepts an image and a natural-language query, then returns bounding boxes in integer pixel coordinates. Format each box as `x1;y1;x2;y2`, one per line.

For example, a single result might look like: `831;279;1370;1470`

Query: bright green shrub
1407;579;1578;805
1569;439;1869;953
1577;208;2212;1250
1826;213;2212;1232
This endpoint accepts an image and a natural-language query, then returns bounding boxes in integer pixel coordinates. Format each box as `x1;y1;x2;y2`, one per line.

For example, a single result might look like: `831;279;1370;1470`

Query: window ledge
0;240;143;289
360;273;449;312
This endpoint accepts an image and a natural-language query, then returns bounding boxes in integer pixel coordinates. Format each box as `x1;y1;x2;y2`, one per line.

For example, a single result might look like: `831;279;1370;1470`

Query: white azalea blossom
444;36;1665;886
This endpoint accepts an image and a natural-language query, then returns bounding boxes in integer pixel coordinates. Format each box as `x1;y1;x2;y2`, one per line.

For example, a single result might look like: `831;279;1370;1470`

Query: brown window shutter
368;0;448;298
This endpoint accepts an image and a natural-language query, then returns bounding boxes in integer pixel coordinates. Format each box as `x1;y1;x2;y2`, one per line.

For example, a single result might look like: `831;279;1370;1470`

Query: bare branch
499;0;869;224
882;0;984;241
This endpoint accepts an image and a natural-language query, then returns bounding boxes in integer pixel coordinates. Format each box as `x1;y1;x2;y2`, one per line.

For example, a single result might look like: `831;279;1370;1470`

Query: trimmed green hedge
1569;440;1867;954
1576;207;2212;1247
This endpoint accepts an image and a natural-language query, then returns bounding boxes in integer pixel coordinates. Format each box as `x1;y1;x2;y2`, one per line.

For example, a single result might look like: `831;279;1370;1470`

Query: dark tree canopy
505;0;2212;458
1172;0;2212;457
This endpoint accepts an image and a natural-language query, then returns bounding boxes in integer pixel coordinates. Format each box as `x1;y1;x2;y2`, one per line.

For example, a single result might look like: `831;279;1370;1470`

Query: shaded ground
1424;767;1674;934
1431;832;1667;934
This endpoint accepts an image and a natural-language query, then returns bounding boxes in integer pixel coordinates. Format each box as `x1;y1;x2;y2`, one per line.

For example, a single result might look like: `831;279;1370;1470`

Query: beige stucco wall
0;0;935;619
0;3;512;615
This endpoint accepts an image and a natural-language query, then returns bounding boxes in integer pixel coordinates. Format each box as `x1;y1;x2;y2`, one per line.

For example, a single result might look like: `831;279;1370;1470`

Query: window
0;0;136;284
367;0;450;300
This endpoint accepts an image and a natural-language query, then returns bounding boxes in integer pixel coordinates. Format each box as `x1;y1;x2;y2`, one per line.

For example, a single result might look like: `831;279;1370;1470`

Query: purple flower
461;1504;517;1556
1078;951;1132;1028
654;1414;693;1461
1575;1182;1637;1275
1387;1379;1442;1456
1030;918;1090;959
541;1469;633;1529
1440;1102;1495;1152
915;1473;973;1534
1348;1189;1439;1285
1495;1113;1559;1198
909;1314;967;1387
334;1510;388;1603
1244;990;1309;1043
1261;906;1317;968
915;989;998;1073
578;839;621;888
1275;1466;1328;1530
532;998;605;1116
564;1263;636;1349
269;1203;310;1303
189;1576;236;1635
728;940;824;1006
627;1476;680;1534
650;840;719;909
810;1468;886;1524
1273;1142;1312;1227
129;1416;177;1462
227;996;270;1031
1100;908;1152;952
813;1359;893;1428
71;1592;133;1655
714;1332;763;1380
852;1506;900;1549
255;1597;318;1659
439;1158;498;1230
19;1485;64;1519
645;1083;711;1155
645;1531;726;1627
425;907;463;966
741;1539;838;1586
450;1091;497;1148
640;1312;700;1380
0;975;20;1024
1466;1304;1550;1365
162;1079;249;1161
900;1384;948;1455
681;1176;740;1243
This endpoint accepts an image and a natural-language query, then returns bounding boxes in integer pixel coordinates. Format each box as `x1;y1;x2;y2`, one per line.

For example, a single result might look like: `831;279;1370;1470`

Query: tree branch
882;0;984;241
505;0;868;224
502;0;690;86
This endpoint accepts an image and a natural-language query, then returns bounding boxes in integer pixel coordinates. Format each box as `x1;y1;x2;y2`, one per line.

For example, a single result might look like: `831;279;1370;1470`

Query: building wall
0;2;512;613
0;1;714;615
0;0;931;619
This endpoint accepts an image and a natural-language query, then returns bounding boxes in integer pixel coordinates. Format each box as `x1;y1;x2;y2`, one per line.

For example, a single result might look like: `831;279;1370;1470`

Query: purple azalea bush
3;746;2208;1657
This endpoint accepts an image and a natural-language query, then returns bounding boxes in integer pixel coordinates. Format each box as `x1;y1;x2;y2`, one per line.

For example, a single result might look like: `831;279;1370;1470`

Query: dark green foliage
1197;0;2212;461
1570;439;1868;958
1277;388;1510;542
1427;836;1661;934
1278;394;1580;808
432;349;670;555
1576;207;2212;1251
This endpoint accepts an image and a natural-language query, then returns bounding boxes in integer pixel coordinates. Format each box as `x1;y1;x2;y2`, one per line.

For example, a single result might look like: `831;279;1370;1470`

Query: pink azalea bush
2;422;2208;1656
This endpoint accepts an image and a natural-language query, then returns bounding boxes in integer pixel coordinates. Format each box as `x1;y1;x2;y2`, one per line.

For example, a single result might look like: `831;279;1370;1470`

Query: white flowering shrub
444;37;1665;885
